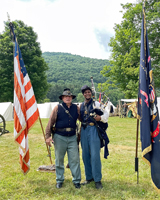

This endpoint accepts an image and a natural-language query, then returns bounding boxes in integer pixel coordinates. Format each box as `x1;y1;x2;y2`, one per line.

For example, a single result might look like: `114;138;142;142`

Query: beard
85;97;91;101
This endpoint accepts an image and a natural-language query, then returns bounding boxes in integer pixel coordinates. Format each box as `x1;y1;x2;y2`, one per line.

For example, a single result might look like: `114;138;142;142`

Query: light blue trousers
53;134;81;184
81;125;102;182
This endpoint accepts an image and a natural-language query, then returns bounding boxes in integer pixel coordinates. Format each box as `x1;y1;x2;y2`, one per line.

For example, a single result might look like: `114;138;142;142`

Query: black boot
95;181;103;189
81;178;94;185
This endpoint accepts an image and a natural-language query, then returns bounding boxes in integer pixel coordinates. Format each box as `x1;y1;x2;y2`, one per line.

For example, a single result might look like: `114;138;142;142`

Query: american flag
10;23;39;174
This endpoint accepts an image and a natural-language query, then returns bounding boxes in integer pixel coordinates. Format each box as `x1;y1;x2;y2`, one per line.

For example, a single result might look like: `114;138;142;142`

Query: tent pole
119;100;121;117
39;117;52;164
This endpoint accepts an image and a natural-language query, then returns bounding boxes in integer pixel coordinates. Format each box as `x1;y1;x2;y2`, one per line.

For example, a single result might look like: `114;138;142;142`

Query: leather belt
56;128;75;132
82;122;95;126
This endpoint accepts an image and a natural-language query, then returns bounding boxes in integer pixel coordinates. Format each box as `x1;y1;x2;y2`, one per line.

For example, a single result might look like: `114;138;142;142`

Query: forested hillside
43;52;110;86
42;52;112;102
42;52;125;105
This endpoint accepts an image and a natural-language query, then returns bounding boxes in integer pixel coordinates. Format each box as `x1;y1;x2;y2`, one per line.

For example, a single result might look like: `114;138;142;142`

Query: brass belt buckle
89;123;94;126
66;128;71;132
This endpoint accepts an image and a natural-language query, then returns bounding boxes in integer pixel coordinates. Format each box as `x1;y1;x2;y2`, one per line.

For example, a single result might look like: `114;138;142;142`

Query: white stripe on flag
20;135;26;149
25;135;29;152
14;127;18;138
14;91;26;128
19;147;30;165
25;87;35;102
26;102;38;120
23;73;30;87
19;146;24;157
19;137;29;156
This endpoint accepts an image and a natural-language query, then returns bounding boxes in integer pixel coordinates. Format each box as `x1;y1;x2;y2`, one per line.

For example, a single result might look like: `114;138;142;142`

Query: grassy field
0;117;160;200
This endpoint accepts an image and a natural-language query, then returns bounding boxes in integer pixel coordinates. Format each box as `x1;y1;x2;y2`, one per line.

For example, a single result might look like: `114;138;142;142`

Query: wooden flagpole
135;0;146;184
135;118;139;184
39;118;52;164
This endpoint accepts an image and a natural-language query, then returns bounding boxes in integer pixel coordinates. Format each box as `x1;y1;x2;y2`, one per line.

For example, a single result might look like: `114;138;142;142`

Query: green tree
0;20;49;102
77;93;84;103
42;52;109;87
42;52;110;102
101;1;160;98
46;83;83;103
107;88;125;106
46;83;64;102
98;83;125;106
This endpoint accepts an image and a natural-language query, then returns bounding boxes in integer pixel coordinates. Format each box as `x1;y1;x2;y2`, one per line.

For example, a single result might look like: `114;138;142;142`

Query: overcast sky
0;0;137;60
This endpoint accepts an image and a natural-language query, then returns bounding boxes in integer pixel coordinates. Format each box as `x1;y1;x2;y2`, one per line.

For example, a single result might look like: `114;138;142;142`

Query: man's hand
46;137;54;147
94;114;101;121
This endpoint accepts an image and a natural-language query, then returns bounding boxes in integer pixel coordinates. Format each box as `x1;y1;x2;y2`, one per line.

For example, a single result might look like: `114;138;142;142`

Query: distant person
45;88;81;189
80;85;110;189
114;104;119;116
122;102;128;117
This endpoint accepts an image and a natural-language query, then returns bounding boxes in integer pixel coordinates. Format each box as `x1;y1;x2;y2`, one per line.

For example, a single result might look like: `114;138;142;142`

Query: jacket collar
84;98;93;106
62;102;72;109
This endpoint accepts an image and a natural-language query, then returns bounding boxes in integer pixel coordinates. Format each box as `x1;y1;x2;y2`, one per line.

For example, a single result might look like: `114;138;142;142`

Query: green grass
0;117;160;200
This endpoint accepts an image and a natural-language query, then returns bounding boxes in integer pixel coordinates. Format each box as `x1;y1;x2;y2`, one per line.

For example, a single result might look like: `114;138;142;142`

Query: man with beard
80;85;110;189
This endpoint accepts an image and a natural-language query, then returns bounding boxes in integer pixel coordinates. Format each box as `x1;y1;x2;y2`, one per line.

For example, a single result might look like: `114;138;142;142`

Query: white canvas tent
37;103;52;118
0;102;59;121
110;102;116;112
107;101;117;116
120;98;160;119
37;102;59;118
120;99;138;103
50;102;59;110
0;102;13;121
119;99;138;117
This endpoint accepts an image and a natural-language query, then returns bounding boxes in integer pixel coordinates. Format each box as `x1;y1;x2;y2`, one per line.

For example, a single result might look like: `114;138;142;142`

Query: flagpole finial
7;12;11;22
9;22;16;42
144;0;147;6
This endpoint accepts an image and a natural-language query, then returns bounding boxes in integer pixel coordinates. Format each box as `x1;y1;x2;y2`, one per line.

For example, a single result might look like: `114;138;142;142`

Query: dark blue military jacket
80;98;94;123
80;98;109;159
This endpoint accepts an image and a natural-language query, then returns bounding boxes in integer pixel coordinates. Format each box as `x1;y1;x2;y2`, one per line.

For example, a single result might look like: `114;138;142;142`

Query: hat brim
59;95;76;100
82;88;92;94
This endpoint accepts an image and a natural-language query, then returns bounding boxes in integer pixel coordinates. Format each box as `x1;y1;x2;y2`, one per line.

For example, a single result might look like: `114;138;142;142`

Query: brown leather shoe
81;178;94;185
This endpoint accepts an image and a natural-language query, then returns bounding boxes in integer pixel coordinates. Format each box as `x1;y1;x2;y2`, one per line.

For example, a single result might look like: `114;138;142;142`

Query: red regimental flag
14;41;39;174
99;92;101;103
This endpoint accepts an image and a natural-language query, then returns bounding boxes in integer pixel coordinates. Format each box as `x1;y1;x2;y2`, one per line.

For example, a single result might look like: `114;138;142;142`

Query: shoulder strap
84;101;93;116
60;104;74;119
